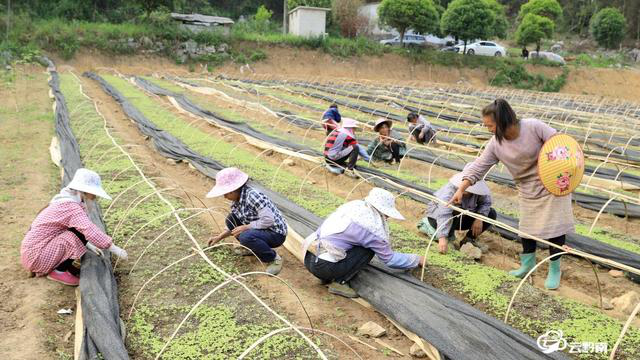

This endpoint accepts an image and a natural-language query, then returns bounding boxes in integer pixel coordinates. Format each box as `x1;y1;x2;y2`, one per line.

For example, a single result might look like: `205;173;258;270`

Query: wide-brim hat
538;134;584;196
449;172;491;196
206;167;249;198
364;188;405;220
341;118;359;128
67;168;112;200
373;118;393;132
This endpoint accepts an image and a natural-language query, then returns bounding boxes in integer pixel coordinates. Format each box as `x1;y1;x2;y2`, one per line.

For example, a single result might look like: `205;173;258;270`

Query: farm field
4;58;640;359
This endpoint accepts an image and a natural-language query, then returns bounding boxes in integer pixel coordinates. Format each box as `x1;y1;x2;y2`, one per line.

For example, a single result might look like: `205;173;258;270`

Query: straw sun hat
206;167;249;198
537;134;585;196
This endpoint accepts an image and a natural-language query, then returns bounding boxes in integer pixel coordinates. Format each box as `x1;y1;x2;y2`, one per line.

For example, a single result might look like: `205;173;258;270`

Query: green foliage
491;62;568;92
590;7;627;49
484;0;509;39
518;0;562;22
253;5;273;33
378;0;440;43
441;0;496;46
515;13;555;51
287;0;331;9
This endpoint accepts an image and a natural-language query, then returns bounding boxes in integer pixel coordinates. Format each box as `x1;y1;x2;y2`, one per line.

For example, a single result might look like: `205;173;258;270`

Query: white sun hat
341;118;359;129
67;168;112;200
449;172;491;196
206;167;249;198
364;188;405;220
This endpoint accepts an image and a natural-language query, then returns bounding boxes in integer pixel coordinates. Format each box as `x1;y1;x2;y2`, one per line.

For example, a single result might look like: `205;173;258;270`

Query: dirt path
0;67;76;359
79;74;417;358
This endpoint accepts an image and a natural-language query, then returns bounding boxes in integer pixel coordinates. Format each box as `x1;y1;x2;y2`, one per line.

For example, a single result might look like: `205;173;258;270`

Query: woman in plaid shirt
21;169;128;286
207;168;287;275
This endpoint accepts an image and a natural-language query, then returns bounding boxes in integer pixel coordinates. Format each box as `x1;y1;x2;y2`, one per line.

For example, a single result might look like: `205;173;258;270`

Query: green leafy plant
378;0;440;47
518;0;563;22
590;7;627;49
515;13;555;54
440;0;496;54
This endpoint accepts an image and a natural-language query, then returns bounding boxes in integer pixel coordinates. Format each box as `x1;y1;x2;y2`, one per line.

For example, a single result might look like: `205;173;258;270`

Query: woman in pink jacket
21;169;127;286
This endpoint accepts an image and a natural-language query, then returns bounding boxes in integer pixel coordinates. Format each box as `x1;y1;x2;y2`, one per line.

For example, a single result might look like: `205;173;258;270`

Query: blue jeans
226;214;285;262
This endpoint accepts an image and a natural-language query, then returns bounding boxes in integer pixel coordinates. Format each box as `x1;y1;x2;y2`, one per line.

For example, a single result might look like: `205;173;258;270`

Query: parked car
440;46;460;53
380;34;427;47
463;41;506;57
529;51;566;65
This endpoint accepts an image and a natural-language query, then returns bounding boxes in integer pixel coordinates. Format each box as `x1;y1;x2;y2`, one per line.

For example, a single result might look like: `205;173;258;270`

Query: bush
518;0;562;22
378;0;439;45
590;7;627;49
332;0;367;38
491;62;568;92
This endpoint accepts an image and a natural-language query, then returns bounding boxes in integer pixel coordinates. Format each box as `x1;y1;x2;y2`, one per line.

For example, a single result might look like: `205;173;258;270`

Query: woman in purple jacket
302;188;425;298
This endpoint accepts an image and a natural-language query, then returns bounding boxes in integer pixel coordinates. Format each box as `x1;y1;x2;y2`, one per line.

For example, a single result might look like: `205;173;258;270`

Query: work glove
109;244;128;260
86;242;104;257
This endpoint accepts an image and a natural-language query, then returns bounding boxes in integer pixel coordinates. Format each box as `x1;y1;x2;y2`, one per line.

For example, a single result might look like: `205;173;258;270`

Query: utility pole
283;0;288;35
6;0;10;41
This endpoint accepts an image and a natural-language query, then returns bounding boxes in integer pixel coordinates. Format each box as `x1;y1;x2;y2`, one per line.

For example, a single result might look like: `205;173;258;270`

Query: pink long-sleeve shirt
462;118;556;199
21;201;112;275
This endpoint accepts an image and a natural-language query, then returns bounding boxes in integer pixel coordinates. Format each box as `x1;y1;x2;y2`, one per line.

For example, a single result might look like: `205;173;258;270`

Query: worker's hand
231;225;251;237
417;255;426;267
471;219;483;237
448;188;465;206
438;237;448;254
86;243;103;257
208;234;224;246
109;244;128;260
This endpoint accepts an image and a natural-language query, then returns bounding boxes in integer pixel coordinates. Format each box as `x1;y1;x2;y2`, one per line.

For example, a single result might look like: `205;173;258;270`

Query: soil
53;47;640;103
143;74;640;327
0;66;75;359
79;75;416;358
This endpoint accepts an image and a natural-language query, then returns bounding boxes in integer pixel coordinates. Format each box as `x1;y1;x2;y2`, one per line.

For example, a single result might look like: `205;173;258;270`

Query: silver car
380;34;427;47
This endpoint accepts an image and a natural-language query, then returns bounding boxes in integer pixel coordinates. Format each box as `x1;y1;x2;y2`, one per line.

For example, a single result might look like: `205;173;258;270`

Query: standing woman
207;167;288;275
367;118;406;164
450;99;573;290
21;168;128;286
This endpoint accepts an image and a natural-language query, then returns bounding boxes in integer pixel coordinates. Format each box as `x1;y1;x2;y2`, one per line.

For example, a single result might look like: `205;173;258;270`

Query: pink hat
341;118;359;128
206;167;249;198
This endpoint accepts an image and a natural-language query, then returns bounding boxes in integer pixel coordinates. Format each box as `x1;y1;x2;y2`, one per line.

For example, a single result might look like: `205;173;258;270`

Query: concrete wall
358;2;396;38
289;8;329;38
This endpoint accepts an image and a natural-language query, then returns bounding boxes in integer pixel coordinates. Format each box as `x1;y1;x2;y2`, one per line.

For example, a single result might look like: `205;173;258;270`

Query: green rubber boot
509;253;536;279
544;258;562;290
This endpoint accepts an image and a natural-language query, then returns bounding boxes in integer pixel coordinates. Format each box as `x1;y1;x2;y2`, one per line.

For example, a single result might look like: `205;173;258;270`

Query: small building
171;13;234;35
288;6;330;38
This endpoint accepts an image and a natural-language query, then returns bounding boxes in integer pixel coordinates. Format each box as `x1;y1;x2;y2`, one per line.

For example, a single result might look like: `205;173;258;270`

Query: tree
440;0;496;53
378;0;440;46
484;0;508;39
590;7;627;49
287;0;331;9
515;13;554;54
517;0;562;22
332;0;367;38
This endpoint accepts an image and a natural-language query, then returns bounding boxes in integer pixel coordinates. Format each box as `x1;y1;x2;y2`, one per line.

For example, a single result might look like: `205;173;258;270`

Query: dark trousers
387;142;402;163
304;246;374;284
325;147;358;171
428;208;497;239
225;213;285;263
415;128;436;144
55;228;87;272
522;235;566;260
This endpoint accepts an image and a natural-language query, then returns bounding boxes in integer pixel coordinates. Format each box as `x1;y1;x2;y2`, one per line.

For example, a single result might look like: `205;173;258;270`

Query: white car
463;41;506;57
529;51;566;65
379;34;427;47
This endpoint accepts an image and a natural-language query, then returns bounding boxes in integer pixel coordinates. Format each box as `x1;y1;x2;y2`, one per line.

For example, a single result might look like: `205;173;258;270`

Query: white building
288;6;331;38
358;2;393;38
